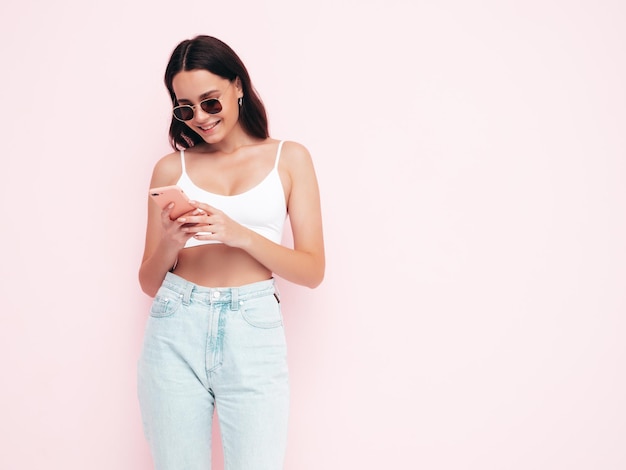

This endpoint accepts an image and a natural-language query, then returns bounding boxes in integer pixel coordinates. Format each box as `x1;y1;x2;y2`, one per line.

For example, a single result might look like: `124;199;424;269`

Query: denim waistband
161;272;276;307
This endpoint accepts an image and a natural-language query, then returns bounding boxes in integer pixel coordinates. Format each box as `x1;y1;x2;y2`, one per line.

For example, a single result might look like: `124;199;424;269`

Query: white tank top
177;141;287;248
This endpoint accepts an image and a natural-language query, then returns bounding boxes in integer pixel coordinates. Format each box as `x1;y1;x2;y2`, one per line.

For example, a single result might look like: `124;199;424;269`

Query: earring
238;97;243;107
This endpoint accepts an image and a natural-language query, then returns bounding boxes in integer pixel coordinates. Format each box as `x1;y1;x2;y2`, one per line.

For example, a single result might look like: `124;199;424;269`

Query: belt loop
230;287;239;310
182;282;193;306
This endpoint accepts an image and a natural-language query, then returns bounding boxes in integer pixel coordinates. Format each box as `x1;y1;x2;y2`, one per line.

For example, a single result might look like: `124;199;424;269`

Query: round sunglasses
172;83;232;122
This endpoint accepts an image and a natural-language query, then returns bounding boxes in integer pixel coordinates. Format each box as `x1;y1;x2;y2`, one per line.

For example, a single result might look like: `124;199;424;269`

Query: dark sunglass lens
200;99;222;114
173;106;194;121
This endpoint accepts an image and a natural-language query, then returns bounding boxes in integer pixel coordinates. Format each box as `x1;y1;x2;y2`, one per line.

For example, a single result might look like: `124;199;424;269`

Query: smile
199;121;220;131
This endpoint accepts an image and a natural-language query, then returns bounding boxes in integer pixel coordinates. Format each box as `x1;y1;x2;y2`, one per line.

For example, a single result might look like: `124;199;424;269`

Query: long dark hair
164;35;269;149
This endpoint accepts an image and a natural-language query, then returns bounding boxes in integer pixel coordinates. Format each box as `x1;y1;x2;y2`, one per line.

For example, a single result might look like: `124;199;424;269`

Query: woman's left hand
176;201;252;248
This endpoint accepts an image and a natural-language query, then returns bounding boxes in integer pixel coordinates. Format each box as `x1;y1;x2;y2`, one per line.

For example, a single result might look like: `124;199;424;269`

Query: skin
139;70;325;297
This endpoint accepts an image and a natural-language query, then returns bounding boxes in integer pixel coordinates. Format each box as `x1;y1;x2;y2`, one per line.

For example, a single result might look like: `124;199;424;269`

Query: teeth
201;121;219;131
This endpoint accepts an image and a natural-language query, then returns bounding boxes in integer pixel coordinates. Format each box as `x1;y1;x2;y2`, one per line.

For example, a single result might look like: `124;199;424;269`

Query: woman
137;35;325;470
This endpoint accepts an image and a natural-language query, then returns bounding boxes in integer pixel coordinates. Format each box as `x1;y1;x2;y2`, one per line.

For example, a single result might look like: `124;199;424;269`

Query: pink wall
1;1;625;469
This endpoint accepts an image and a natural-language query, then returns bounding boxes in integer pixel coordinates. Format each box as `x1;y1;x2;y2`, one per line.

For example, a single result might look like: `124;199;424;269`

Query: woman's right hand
160;203;206;248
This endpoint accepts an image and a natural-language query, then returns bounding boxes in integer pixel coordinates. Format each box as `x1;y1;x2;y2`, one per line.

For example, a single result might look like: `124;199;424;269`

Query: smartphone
149;185;196;219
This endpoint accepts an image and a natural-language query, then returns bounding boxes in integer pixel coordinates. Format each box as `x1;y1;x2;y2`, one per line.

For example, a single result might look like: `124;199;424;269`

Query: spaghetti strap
180;149;186;174
274;141;284;169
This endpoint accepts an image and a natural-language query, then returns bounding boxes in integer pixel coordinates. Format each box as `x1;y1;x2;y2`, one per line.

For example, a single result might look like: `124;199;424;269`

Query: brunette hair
164;35;269;149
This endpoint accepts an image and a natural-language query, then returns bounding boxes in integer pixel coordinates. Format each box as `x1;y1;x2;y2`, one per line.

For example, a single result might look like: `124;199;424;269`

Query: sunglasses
172;83;232;122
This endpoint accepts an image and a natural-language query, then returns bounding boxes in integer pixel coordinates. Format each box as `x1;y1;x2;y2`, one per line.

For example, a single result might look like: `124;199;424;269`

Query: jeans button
213;291;221;299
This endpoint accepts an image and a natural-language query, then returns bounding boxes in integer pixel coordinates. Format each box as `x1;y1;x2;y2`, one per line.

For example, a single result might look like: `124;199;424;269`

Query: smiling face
171;69;243;145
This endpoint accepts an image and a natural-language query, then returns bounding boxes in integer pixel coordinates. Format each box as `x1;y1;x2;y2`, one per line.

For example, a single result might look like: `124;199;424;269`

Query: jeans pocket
241;294;282;329
149;290;182;318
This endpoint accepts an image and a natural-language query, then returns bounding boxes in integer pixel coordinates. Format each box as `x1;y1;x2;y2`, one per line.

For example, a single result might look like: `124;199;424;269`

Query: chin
199;131;223;144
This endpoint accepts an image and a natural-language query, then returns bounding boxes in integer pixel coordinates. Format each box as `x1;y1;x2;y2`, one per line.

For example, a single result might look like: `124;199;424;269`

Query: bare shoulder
279;140;315;171
150;150;183;186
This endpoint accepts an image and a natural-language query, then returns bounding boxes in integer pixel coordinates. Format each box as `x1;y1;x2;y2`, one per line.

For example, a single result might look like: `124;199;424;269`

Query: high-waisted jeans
137;273;289;470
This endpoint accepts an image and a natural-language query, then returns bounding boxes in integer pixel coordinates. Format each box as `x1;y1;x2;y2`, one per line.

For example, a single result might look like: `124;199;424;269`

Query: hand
161;203;205;248
177;201;252;248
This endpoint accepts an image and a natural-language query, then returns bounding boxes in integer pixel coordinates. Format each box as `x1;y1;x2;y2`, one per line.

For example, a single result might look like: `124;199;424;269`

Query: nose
192;105;212;123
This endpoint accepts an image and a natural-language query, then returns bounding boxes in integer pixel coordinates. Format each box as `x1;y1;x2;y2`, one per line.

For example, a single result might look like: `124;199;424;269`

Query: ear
234;77;244;98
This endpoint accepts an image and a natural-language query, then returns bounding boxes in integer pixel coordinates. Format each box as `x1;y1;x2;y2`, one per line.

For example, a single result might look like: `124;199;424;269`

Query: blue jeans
137;273;289;470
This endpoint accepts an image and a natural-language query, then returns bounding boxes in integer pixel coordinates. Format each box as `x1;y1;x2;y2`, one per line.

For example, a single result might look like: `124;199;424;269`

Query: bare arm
138;154;197;297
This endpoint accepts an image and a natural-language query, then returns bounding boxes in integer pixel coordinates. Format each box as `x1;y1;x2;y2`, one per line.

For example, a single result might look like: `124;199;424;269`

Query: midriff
172;244;272;288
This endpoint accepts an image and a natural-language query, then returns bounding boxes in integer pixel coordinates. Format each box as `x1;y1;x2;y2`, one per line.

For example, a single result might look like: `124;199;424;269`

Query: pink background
1;1;625;469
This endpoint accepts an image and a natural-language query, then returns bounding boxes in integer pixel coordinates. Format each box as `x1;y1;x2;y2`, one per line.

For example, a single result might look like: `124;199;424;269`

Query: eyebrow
177;89;221;104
